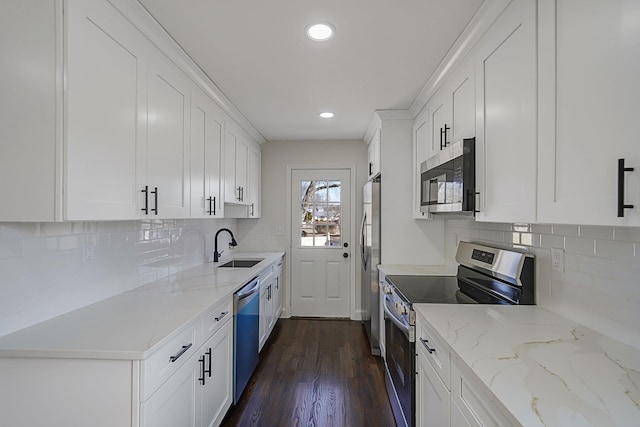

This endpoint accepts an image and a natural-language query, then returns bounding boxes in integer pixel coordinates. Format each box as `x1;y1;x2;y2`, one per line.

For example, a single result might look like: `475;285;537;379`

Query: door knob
343;253;349;258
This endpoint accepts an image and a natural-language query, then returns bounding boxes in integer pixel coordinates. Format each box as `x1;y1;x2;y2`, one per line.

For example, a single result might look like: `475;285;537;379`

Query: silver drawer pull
169;343;192;362
215;311;229;322
419;338;435;354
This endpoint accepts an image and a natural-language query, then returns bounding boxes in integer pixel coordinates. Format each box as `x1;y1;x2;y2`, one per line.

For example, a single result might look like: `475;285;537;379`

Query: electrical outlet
83;242;95;264
551;247;564;272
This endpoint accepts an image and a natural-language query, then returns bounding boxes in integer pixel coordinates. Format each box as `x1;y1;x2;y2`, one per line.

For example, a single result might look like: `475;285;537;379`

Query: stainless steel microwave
420;137;475;215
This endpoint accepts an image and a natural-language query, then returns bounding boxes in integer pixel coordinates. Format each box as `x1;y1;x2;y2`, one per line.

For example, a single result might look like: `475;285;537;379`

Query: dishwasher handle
236;278;259;300
234;277;260;313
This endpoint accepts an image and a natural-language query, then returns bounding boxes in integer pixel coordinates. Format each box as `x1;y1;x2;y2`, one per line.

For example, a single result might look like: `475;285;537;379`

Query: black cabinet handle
618;158;635;217
369;162;373;176
250;203;255;216
141;186;149;214
170;343;192;362
207;196;213;215
213;196;216;215
419;338;435;354
151;187;158;215
204;348;212;378
443;124;450;148
198;355;206;385
215;311;229;322
439;127;444;150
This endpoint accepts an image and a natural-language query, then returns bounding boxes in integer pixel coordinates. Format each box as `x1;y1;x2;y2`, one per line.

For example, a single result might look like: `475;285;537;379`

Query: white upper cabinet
224;129;249;205
538;0;640;226
0;1;58;222
474;0;537;223
424;59;475;162
65;0;148;220
412;108;430;219
190;88;224;218
248;147;261;218
367;129;381;178
144;51;191;219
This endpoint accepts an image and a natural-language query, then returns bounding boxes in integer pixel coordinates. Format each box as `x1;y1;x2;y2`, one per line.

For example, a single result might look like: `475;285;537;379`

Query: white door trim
284;163;358;320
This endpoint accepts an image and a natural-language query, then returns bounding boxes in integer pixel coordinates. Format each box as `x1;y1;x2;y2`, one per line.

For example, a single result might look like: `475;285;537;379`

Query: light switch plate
551;247;564;272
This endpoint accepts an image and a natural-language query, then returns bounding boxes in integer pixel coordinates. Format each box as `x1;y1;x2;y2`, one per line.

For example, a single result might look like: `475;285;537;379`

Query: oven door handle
383;296;411;338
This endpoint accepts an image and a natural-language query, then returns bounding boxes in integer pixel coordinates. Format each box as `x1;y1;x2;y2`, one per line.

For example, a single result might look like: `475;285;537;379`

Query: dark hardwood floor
221;318;396;427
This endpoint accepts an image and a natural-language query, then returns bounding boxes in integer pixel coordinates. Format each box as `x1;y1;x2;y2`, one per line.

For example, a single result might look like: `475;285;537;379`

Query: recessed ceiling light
306;23;334;41
319;112;335;119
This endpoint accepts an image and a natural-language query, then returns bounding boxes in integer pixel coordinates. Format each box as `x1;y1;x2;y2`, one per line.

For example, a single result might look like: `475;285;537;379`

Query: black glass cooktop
385;275;460;304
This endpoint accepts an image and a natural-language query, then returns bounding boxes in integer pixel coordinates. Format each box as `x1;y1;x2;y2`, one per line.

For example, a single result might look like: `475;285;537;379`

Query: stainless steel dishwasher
233;276;260;404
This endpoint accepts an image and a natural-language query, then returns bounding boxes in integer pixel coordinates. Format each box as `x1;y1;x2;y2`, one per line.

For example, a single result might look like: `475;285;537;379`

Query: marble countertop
0;252;284;360
414;304;640;427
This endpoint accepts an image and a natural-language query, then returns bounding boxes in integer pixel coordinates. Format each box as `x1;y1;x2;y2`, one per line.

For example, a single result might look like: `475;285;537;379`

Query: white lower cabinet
416;339;450;427
0;297;233;427
259;258;283;351
416;314;514;427
141;318;232;427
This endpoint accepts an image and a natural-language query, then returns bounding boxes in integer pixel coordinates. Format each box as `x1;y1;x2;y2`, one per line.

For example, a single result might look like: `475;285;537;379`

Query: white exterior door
291;169;352;317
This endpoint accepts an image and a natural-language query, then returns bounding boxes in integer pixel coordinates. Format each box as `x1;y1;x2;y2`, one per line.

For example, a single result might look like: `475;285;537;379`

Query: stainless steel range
382;241;535;427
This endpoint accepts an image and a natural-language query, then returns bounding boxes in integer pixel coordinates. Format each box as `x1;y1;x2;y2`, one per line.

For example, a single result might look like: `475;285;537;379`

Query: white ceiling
138;0;484;142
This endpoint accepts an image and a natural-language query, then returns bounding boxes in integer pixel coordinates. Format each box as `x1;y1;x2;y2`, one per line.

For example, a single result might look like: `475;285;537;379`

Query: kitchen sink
217;259;264;268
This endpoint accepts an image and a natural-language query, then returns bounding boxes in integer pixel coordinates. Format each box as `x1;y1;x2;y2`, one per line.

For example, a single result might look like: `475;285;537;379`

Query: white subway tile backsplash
614;227;640;243
552;224;579;237
595;239;635;261
577;256;613;279
564;236;596;256
578;225;614;240
540;234;564;249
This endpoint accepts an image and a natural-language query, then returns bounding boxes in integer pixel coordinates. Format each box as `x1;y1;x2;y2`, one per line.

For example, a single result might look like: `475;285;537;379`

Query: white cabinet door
141;350;199;427
259;273;274;351
450;399;474;427
201;319;233;427
474;0;537;223
413;108;430;219
416;343;450;427
224;129;249;204
450;60;475;144
428;93;451;160
368;130;381;178
145;51;191;219
65;0;148;220
248;147;261;217
191;88;224;218
0;0;57;222
272;265;283;320
538;0;640;226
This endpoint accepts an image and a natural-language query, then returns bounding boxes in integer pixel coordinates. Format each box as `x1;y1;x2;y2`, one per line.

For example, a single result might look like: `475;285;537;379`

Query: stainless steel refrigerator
361;176;381;356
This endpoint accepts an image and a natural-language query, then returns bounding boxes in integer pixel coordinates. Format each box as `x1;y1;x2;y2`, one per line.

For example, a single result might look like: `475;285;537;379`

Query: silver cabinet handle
169;343;192;362
215;311;229;322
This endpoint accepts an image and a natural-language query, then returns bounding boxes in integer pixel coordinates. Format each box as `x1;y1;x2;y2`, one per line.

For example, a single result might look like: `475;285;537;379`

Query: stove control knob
395;301;407;315
382;285;392;295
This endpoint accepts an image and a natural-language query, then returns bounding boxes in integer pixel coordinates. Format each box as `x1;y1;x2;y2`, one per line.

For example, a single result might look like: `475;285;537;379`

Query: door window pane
300;179;342;247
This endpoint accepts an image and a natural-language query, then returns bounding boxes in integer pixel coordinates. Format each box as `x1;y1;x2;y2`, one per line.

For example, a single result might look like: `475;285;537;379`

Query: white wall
445;219;640;349
236;140;369;317
0;218;237;337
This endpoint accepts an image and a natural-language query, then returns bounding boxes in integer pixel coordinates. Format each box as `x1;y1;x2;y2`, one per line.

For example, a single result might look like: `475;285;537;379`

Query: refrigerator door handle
360;212;368;269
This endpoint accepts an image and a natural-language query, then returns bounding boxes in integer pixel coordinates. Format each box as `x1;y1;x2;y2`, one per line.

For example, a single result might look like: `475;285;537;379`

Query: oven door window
384;297;414;426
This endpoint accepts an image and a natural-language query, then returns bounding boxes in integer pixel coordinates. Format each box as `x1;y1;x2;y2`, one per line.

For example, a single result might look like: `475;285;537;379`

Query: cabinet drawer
416;313;450;389
202;297;233;341
141;322;201;401
451;356;516;427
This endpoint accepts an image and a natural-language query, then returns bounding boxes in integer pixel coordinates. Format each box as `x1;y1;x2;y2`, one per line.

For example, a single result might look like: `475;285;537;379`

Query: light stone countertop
0;252;284;360
414;304;640;427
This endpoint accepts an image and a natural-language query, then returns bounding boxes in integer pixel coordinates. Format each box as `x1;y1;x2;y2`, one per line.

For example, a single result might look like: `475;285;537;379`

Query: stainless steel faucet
214;228;238;262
